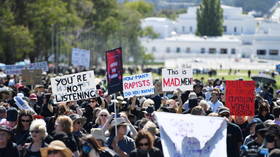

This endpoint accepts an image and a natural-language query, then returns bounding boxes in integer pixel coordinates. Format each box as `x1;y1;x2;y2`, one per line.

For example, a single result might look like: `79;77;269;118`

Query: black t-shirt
129;148;163;157
227;122;243;157
0;142;19;157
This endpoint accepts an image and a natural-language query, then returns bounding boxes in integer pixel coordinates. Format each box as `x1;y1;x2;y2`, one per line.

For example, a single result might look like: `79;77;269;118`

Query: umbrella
251;74;276;84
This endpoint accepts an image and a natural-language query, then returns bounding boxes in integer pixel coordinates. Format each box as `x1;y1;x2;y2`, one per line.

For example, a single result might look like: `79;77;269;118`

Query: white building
141;4;280;61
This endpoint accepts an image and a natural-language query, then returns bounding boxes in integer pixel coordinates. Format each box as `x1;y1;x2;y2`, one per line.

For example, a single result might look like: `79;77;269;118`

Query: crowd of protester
0;69;279;157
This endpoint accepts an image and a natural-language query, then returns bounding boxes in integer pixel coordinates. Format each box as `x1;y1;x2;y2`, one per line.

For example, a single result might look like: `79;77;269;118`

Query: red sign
106;47;123;95
226;80;255;116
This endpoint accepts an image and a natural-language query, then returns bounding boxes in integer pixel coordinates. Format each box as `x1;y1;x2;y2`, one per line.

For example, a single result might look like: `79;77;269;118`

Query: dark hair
16;110;33;133
273;106;280;118
135;130;154;150
258;102;270;113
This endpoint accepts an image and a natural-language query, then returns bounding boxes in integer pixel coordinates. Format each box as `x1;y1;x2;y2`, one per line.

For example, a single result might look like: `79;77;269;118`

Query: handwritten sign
226;80;255;116
72;48;90;68
155;112;227;157
123;73;154;98
50;71;96;103
162;68;193;91
106;47;123;95
22;70;42;86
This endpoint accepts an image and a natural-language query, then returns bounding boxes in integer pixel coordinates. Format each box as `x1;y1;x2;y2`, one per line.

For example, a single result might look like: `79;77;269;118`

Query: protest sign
226;80;255;116
14;96;35;113
4;61;48;75
276;64;280;73
155;112;227;157
50;71;96;103
22;70;42;86
4;65;26;75
123;73;154;98
106;47;123;95
162;68;193;91
27;61;48;72
72;48;90;68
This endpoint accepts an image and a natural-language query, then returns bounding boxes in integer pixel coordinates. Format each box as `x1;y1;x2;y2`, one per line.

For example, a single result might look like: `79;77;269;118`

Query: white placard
123;73;154;98
72;48;90;68
162;68;193;91
51;71;96;103
155;112;227;157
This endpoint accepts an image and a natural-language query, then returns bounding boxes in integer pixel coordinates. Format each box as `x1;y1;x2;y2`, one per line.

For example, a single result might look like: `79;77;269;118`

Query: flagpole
113;93;118;146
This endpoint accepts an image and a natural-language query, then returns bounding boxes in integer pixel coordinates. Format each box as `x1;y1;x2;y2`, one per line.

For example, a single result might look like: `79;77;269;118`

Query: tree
196;0;223;36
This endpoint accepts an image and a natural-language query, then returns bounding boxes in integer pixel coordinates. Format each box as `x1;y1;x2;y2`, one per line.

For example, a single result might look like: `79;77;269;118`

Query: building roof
164;34;241;42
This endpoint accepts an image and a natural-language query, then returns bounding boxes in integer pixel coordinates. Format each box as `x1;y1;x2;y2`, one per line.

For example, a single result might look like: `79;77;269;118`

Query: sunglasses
31;130;40;134
22;120;31;123
100;114;107;117
48;150;60;155
139;143;149;146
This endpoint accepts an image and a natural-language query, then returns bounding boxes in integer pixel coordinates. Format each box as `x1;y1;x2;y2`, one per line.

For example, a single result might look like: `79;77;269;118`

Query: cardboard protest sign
155;112;227;157
106;47;123;95
123;73;154;98
21;69;42;86
226;80;255;116
72;48;90;68
162;68;193;91
51;71;96;103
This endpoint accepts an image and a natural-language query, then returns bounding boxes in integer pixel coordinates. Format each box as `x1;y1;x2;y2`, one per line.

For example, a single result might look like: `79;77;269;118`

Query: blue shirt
118;136;135;154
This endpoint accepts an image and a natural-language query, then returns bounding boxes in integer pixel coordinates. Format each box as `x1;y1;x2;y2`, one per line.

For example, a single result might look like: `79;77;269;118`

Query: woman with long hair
94;109;110;128
14;110;33;146
129;130;163;157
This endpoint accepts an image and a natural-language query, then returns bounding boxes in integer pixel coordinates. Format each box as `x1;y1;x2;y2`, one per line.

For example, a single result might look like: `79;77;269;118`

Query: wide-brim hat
40;140;72;157
91;128;107;142
110;117;129;127
69;114;86;125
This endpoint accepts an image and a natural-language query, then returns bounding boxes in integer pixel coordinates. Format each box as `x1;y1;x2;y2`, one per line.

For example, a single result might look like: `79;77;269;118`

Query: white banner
72;48;90;68
123;73;154;98
162;68;193;91
51;71;96;103
154;112;227;157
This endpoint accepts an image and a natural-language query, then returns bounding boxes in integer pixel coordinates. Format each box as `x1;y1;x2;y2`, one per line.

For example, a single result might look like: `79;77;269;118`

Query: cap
248;118;262;128
29;93;37;100
188;92;197;100
218;107;230;115
0;125;12;134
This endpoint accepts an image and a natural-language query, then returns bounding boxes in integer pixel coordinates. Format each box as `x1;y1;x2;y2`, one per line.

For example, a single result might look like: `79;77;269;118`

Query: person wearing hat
40;140;72;157
29;93;40;114
0;107;18;129
243;118;263;145
91;128;118;156
106;117;135;156
218;107;243;157
182;92;198;113
69;114;87;138
0;125;19;157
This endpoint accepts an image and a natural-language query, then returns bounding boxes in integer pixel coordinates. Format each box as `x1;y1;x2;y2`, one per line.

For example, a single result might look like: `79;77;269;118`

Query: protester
14;110;33;146
0;125;19;157
53;115;79;157
129;130;163;157
21;119;48;157
40;140;72;157
255;102;274;122
218;107;243;157
208;90;224;113
106;117;135;156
